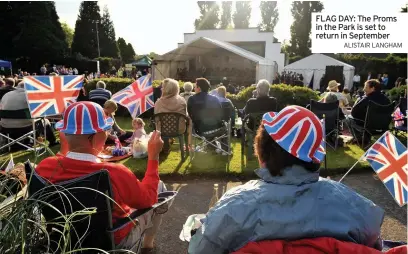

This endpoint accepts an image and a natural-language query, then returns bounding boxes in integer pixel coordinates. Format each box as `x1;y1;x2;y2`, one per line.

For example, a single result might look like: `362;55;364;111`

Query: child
342;88;352;106
125;118;146;144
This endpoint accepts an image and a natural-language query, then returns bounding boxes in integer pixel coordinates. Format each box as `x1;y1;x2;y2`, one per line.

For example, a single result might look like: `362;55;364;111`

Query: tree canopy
194;1;220;30
61;22;74;49
220;1;232;29
100;5;119;58
117;37;135;63
289;1;323;57
233;1;251;29
259;1;279;33
72;1;101;59
0;1;67;65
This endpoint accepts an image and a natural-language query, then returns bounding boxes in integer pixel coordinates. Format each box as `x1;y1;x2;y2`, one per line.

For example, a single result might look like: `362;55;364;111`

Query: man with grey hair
88;80;112;105
180;82;195;102
243;79;277;129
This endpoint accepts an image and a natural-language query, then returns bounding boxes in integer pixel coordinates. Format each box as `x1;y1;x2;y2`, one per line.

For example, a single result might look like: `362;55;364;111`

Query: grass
0;116;378;178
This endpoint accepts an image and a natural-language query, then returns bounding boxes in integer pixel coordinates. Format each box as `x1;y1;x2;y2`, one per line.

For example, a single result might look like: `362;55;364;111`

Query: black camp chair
89;98;108;107
25;161;177;253
349;101;396;149
310;100;340;150
241;113;265;158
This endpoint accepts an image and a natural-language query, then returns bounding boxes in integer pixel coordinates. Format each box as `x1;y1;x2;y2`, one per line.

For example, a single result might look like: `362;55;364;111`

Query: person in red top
35;101;166;253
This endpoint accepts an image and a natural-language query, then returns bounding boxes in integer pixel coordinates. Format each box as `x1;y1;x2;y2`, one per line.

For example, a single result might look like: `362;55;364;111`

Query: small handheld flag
24;75;84;118
5;154;14;173
111;74;154;118
364;131;408;207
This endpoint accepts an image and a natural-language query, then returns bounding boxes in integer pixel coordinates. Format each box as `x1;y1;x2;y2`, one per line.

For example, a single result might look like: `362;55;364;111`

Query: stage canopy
0;59;12;68
284;54;355;90
154;37;276;82
129;56;152;67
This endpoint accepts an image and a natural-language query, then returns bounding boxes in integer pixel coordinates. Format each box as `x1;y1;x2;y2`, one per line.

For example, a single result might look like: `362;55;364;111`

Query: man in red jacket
35;101;165;253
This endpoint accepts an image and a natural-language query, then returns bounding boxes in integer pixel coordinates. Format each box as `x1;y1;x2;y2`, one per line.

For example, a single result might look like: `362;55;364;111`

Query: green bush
95;57;122;73
227;84;319;110
86;78;135;94
387;85;407;103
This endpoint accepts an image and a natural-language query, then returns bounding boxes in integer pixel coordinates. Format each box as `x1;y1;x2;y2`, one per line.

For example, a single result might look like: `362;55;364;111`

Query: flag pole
338;131;389;183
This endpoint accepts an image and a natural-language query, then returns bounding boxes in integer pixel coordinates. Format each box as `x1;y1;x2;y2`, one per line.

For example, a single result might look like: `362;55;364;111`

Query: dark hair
254;125;320;176
196;78;211;92
343;88;350;94
365;79;381;91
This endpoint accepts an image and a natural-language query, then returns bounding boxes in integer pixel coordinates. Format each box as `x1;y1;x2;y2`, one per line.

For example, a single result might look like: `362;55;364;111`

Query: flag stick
338;154;365;182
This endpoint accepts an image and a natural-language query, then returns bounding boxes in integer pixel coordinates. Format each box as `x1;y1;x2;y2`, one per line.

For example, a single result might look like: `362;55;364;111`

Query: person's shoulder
36;156;61;168
100;162;131;173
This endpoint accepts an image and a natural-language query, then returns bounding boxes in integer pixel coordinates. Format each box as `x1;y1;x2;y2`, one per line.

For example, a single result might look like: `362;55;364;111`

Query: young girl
125;118;147;144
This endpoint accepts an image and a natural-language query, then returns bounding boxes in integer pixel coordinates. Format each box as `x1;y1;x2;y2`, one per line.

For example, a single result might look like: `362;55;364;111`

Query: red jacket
35;155;159;244
232;238;407;254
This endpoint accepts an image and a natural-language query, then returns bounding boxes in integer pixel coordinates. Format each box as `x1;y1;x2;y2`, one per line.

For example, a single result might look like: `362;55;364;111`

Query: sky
55;0;407;55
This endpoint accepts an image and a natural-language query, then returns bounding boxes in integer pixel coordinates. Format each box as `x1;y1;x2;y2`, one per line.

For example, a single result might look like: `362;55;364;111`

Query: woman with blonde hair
154;78;190;153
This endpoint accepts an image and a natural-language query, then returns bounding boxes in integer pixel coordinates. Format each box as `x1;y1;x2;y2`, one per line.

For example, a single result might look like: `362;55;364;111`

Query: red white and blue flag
24;75;84;118
393;107;405;127
111;74;154;118
364;131;408;207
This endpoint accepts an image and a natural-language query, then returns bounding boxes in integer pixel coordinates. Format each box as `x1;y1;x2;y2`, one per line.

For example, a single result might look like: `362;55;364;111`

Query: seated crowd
0;73;406;253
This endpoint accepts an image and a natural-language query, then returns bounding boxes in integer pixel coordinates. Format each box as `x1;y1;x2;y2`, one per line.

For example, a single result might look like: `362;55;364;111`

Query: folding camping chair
349;100;395;149
0;109;46;155
241;113;264;158
191;107;232;158
152;112;190;161
25;161;177;253
310;100;341;150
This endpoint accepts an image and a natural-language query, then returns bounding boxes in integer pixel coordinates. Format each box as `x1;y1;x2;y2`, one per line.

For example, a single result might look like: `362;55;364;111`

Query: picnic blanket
97;144;132;162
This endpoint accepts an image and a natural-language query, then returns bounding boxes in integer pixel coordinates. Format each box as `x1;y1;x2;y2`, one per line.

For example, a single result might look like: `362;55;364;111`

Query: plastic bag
132;133;150;158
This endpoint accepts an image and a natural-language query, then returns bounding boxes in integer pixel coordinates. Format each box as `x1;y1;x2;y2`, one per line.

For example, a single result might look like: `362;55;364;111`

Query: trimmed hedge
227;84;320;110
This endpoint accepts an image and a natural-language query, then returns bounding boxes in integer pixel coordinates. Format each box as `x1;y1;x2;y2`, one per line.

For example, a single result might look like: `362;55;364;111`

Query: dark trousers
106;131;133;144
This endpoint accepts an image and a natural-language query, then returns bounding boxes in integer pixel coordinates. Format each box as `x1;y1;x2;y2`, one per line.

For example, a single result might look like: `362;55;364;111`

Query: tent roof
129;56;152;66
284;54;355;71
0;59;11;68
157;37;272;64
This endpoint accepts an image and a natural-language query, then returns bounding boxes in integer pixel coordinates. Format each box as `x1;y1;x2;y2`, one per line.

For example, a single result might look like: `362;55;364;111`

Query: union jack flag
393;107;405;127
24;75;84;118
262;106;325;163
364;131;408;207
111;74;154;118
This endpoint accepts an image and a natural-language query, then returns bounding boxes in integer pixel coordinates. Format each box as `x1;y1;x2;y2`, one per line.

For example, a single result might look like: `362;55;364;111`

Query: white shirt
353;75;360;82
65;152;101;163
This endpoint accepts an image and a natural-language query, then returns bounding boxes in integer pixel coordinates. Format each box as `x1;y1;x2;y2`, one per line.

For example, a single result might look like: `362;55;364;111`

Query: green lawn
0;116;376;177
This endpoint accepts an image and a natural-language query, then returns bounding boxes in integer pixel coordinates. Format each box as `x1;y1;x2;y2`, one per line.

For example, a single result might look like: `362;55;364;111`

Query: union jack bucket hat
55;101;114;135
262;105;325;163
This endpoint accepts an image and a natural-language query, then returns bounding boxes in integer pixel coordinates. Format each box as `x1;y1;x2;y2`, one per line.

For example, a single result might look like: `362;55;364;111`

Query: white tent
154;37;277;82
283;54;355;90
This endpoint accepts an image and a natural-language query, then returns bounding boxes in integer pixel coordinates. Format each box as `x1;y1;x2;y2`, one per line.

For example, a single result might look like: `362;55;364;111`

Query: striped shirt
88;88;112;101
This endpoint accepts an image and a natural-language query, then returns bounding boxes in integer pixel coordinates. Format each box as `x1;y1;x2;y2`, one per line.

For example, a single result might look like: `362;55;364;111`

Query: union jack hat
262;105;325;163
55;101;114;135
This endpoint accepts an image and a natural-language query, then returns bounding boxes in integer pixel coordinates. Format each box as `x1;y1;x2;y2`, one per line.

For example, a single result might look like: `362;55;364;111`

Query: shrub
387;85;407;103
95;57;122;74
85;78;135;94
227;84;319;110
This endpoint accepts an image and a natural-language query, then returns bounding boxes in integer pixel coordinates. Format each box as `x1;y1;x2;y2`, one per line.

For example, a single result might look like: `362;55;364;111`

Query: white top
353;75;360;82
65;152;101;163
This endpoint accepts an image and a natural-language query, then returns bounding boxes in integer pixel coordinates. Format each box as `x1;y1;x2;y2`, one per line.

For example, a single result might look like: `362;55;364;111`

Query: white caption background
311;13;408;53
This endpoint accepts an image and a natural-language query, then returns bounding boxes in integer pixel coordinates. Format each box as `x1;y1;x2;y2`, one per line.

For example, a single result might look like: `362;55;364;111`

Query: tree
117;37;135;62
220;1;232;29
100;5;119;58
194;1;220;30
0;2;67;64
61;22;74;49
401;5;407;12
289;1;323;57
72;1;101;59
148;52;159;60
259;1;279;33
233;1;251;29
